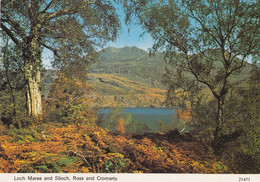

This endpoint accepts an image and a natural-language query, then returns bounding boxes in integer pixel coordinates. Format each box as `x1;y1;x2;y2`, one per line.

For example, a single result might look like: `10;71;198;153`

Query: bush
125;120;151;134
46;74;95;125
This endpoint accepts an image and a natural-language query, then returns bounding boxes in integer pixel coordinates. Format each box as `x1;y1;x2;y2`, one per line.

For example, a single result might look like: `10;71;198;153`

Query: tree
0;34;26;126
102;107;125;131
46;73;95;125
132;0;259;152
116;117;125;135
1;0;124;119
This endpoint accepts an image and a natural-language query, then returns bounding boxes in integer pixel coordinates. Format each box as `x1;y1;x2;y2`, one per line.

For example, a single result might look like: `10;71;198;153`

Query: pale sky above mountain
107;14;153;51
107;24;153;51
107;4;154;51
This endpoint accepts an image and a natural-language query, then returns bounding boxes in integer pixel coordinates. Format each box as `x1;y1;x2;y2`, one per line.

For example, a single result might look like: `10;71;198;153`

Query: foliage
100;107;125;131
158;107;191;133
99;107;151;134
0;121;228;173
125;120;151;135
46;74;95;125
131;0;259;153
0;34;26;126
0;0;130;117
220;66;260;173
116;118;125;135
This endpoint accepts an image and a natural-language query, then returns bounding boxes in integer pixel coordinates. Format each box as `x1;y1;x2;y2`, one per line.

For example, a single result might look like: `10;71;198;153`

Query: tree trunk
24;23;43;119
212;99;224;155
24;62;42;119
212;64;230;154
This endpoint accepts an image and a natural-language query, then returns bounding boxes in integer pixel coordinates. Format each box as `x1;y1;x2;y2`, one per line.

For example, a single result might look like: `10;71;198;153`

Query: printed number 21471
239;178;250;181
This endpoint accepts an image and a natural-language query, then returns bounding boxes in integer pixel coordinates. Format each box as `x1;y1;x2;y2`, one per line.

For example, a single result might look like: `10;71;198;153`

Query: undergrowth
0;122;228;173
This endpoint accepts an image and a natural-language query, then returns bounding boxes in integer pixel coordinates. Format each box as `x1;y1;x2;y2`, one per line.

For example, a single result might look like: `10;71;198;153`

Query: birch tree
1;0;123;119
133;0;259;152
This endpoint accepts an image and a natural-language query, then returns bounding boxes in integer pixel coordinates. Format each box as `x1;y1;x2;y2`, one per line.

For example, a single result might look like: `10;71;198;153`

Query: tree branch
1;12;27;41
1;23;23;48
188;7;222;48
186;54;219;99
228;26;258;76
40;0;55;14
42;0;97;23
44;6;77;22
41;42;61;60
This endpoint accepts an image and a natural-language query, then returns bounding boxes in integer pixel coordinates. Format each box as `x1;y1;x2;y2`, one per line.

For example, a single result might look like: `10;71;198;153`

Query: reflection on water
98;108;178;131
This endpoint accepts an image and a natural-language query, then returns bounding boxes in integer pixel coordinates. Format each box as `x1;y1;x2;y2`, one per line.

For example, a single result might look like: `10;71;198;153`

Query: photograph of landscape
0;0;259;179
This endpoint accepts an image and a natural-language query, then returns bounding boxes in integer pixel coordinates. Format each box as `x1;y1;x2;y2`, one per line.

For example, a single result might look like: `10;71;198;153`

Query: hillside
42;46;254;108
0;123;228;173
90;46;253;89
88;73;166;108
90;46;166;89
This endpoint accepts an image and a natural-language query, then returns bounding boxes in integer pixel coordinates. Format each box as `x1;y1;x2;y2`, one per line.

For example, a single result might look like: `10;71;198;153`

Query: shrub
46;74;95;125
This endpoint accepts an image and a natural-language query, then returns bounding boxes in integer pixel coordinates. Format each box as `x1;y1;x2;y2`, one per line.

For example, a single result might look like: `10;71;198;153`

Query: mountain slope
90;46;166;89
43;46;254;108
91;46;253;90
88;73;166;108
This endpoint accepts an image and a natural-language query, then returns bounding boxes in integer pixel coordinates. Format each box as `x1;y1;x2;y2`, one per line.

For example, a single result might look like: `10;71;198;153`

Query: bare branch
229;26;258;76
1;23;23;48
41;42;60;59
186;54;219;99
1;12;27;41
40;0;55;14
188;8;222;48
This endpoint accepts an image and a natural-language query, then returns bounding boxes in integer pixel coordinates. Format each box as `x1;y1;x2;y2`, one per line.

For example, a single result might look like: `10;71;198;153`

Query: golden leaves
0;122;227;173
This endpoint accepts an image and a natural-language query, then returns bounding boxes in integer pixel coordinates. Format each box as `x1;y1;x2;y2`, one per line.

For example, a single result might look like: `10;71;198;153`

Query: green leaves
36;165;48;172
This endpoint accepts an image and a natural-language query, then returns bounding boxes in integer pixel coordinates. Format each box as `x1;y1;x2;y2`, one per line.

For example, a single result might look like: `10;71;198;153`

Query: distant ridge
43;46;254;108
91;46;166;89
99;46;149;62
102;46;149;53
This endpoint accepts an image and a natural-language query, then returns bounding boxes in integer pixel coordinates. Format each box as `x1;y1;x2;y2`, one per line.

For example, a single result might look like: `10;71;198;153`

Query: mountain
90;46;166;89
42;46;168;107
85;46;169;107
43;46;254;108
92;46;253;89
99;46;149;61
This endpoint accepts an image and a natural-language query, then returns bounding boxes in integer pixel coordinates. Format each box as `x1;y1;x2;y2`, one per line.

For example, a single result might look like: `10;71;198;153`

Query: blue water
98;108;177;131
99;108;175;115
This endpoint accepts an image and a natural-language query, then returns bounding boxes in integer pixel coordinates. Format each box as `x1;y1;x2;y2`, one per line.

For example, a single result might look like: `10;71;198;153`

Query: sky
107;24;153;51
107;17;154;51
42;5;154;68
106;4;154;50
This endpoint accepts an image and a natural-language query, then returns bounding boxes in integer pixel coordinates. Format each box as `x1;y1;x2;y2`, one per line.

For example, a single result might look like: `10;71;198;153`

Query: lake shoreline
97;107;177;132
